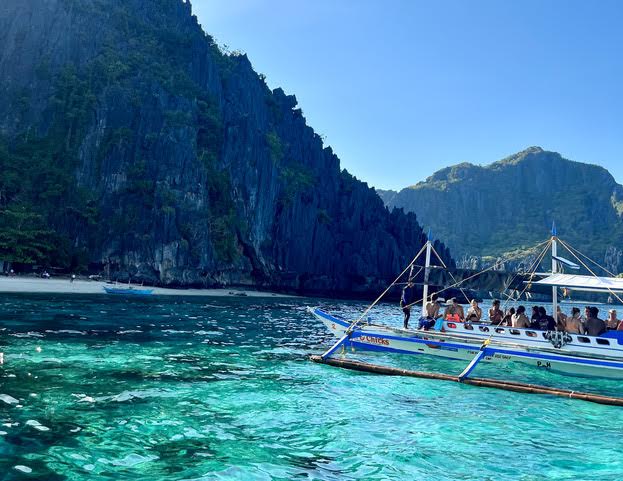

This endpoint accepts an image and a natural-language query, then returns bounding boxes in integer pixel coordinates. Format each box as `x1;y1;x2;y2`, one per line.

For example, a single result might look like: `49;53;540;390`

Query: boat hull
313;308;623;379
103;287;154;296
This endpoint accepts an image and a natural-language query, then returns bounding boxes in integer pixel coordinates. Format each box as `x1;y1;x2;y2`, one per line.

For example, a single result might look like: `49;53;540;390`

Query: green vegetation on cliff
380;147;623;272
0;0;453;291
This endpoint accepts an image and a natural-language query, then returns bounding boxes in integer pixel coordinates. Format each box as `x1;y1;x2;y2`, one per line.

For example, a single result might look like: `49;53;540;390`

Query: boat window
577;336;591;343
596;338;610;346
447;323;457;329
463;324;474;330
495;328;505;334
509;329;520;335
479;326;490;332
526;331;537;337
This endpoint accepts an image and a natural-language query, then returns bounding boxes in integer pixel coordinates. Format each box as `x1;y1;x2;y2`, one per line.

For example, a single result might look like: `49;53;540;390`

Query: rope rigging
321;233;623;361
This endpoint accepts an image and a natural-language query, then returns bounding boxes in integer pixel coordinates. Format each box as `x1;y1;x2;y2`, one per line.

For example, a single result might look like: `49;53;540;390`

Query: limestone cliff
380;147;623;272
0;0;453;294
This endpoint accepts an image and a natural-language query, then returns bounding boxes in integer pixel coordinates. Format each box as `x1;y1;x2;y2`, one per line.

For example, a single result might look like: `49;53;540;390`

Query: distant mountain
379;147;623;272
0;0;453;294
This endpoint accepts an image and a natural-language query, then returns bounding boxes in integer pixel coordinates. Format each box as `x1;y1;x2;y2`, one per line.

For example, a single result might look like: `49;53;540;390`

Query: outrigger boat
312;230;623;380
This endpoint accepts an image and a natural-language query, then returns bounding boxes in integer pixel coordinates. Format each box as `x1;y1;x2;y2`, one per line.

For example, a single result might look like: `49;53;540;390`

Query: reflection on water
0;294;622;480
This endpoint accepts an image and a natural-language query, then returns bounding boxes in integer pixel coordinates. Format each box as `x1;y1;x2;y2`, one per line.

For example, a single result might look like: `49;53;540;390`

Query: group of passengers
405;288;623;337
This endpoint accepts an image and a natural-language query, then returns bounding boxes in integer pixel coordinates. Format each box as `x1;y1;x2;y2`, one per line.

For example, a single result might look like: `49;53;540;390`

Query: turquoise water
1;294;622;480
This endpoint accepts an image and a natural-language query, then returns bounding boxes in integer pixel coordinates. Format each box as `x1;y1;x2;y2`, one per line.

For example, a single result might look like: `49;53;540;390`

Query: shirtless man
425;293;442;320
565;307;584;334
511;306;530;328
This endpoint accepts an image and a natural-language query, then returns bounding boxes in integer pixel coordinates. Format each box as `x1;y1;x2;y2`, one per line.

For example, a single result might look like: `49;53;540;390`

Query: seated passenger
424;293;442;320
465;299;482;323
511;306;530;328
530;306;540;328
419;294;443;330
502;307;515;326
606;309;620;330
537;306;556;331
585;306;607;337
488;300;504;325
565;307;584;334
555;306;567;331
444;298;465;322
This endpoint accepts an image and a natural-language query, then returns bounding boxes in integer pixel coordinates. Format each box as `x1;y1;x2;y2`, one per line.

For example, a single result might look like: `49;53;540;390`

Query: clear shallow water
1;294;622;480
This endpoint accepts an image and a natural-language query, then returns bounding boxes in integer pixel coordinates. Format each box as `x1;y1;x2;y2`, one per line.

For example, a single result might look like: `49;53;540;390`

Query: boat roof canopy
535;273;623;293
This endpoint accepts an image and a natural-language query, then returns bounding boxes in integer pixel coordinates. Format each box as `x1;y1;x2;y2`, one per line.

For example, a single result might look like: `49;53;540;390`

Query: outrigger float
311;229;623;406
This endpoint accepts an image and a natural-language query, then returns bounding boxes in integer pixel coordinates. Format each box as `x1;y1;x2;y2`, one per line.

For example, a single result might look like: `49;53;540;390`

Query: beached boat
103;285;154;296
312;232;623;380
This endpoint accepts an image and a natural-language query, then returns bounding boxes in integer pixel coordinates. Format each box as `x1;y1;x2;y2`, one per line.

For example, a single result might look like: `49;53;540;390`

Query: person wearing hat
444;297;464;322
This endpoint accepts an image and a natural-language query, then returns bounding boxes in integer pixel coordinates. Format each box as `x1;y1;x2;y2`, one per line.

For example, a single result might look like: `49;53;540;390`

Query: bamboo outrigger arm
310;355;623;407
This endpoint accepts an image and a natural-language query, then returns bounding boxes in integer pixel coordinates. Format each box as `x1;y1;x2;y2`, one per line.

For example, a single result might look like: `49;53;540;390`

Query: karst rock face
380;147;623;272
0;0;453;294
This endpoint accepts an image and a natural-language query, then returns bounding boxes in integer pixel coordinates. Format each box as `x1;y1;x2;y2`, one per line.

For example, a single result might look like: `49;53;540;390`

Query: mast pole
551;223;558;324
422;232;433;315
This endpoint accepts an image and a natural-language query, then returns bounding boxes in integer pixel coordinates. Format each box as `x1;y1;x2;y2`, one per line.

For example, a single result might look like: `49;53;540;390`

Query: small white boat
103;281;153;296
313;232;623;380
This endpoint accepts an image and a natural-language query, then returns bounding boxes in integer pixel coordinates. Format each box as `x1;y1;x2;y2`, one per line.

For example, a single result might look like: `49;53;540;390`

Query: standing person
444;298;465;322
606;309;620;330
400;282;416;329
488;300;504;325
511;306;530;328
565;307;584;334
466;299;482;323
585;307;607;336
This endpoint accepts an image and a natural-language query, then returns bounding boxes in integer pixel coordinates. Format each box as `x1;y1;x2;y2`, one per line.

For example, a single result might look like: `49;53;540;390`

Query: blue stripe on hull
313;308;623;374
348;326;623;371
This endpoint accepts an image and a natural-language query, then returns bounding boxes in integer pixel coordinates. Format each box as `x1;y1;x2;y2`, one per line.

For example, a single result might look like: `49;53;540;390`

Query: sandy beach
0;276;295;298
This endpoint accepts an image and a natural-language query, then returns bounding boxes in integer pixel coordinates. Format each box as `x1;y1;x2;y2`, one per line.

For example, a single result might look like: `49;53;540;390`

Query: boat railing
443;321;621;348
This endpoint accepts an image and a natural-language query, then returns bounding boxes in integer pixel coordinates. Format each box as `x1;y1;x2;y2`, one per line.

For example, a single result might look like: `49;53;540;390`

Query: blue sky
192;0;623;190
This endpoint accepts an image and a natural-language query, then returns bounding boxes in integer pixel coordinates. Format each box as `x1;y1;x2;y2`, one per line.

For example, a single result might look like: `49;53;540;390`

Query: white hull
314;308;623;379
